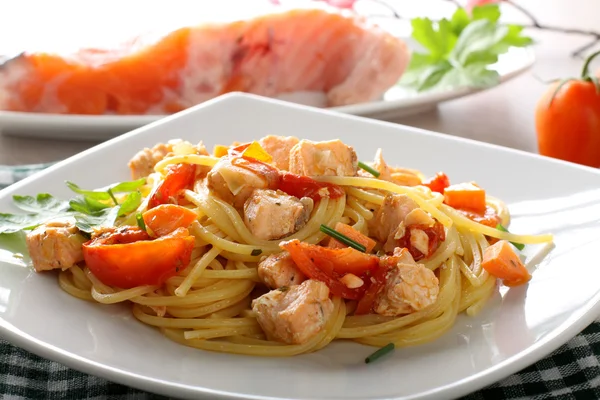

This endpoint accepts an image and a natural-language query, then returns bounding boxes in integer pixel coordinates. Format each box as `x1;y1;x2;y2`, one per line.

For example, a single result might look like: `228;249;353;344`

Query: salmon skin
0;8;410;115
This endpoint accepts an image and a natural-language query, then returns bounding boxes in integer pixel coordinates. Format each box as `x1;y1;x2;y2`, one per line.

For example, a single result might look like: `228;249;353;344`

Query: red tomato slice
354;262;391;315
279;172;345;201
83;226;195;288
280;239;366;300
148;163;196;209
142;204;198;237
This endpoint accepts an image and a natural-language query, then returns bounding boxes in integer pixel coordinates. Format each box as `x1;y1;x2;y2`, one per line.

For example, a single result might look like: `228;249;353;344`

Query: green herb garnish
358;161;380;178
400;4;533;92
136;213;147;232
0;178;148;237
496;224;525;250
365;343;395;364
251;249;263;256
320;224;366;252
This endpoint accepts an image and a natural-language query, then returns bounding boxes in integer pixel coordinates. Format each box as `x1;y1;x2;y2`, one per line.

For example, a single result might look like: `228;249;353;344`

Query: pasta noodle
51;136;553;358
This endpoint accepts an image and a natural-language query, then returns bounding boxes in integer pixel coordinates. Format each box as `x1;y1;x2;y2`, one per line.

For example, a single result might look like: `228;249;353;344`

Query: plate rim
1;93;599;400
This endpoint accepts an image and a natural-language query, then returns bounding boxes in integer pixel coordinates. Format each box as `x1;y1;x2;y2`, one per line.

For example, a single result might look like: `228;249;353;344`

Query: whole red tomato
535;51;600;168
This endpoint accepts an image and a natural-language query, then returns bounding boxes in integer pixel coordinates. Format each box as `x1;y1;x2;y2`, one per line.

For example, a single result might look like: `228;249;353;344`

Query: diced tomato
278;172;345;201
396;222;446;261
423;172;450;194
327;222;377;253
443;182;486;212
148;163;196;209
142;204;198;237
354;261;392;315
82;226;195;288
482;240;531;286
280;239;368;300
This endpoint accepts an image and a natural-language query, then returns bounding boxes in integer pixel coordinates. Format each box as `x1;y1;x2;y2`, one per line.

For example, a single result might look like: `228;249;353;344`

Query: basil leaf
75;207;120;234
13;193;70;213
109;178;146;193
450;19;509;66
66;181;112;201
471;4;501;23
118;191;142;216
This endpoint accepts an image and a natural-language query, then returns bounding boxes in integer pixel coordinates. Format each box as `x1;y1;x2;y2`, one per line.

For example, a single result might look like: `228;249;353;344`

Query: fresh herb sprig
400;4;533;92
0;178;146;236
496;224;525;251
358;161;380;178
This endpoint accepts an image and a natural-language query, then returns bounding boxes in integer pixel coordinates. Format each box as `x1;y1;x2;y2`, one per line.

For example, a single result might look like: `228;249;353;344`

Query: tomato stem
580;50;600;79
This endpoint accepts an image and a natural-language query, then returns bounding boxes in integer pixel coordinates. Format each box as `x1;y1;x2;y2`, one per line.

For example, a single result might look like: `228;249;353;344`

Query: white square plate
1;93;599;400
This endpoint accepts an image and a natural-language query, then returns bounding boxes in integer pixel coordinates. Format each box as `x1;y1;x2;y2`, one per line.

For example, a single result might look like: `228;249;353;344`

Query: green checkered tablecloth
1;164;599;400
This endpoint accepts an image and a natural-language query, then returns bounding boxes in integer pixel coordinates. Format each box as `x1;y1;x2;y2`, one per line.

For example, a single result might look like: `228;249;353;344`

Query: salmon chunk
369;194;419;252
244;189;314;240
207;157;279;208
251;279;334;344
375;253;439;316
128;142;175;180
288;139;358;177
359;149;422;186
258;135;300;171
25;220;86;272
128;140;210;179
258;251;306;289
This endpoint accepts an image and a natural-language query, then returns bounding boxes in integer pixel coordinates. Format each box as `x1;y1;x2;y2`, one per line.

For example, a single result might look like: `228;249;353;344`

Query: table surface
1;1;599;399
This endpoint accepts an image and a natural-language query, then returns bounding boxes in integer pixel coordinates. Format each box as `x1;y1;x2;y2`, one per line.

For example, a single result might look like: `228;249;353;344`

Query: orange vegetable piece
327;222;377;252
143;204;198;237
444;182;486;212
482;240;531;286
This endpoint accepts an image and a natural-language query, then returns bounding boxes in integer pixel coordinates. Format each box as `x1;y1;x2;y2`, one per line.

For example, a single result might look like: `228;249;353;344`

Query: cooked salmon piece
244;189;314;240
251;279;334;344
369;194;418;251
207;156;280;208
288;139;358;177
0;8;409;115
258;135;299;171
25;220;86;272
358;149;422;186
375;252;439;316
128;140;209;179
258;251;306;289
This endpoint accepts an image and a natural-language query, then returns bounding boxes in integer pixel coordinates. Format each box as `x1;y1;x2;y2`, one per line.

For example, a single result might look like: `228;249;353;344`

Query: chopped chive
496;224;525;250
251;249;263;256
136;213;147;232
365;343;395;364
358;161;380;178
320;224;366;252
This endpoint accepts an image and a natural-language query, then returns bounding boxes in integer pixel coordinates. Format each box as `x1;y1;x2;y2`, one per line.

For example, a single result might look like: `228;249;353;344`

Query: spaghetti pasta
25;135;553;358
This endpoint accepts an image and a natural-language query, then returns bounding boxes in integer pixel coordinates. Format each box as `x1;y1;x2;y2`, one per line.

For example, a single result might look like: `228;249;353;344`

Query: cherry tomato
280;239;367;300
142;204;198;237
535;51;600;168
82;226;195;288
354;262;391;315
283;240;379;275
148;163;196;209
279;172;345;201
422;172;450;194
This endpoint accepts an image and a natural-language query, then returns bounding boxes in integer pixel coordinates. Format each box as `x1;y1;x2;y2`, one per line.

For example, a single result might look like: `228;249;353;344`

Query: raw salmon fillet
0;7;410;115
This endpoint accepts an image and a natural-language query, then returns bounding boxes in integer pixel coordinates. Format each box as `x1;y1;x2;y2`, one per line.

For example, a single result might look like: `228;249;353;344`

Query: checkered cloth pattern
0;164;599;400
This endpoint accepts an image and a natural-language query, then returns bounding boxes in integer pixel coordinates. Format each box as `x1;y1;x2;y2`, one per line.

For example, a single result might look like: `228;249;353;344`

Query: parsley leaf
400;4;532;92
0;178;148;237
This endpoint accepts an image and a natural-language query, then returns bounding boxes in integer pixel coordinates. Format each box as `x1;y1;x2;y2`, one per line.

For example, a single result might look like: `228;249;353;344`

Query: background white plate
1;93;598;400
0;45;534;142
